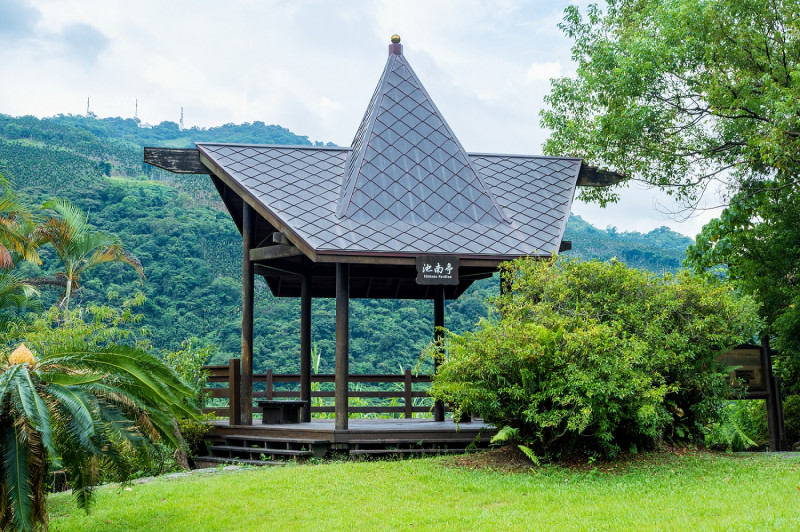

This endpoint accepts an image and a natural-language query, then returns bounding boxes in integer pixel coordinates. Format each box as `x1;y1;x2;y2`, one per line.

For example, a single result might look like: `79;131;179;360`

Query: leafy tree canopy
542;0;800;207
686;182;800;392
543;0;800;389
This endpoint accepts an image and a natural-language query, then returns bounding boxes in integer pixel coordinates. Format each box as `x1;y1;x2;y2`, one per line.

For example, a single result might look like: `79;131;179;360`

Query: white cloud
524;61;563;84
0;0;724;235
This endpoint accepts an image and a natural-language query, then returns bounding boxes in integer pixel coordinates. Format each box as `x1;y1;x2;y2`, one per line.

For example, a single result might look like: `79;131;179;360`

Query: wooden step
350;448;469;455
210;445;313;457
216;434;329;446
348;438;488;445
193;456;288;467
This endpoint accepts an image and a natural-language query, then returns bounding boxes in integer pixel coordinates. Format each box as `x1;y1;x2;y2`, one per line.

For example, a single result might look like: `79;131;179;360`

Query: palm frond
40;344;198;419
1;421;32;532
45;384;97;448
10;367;56;459
40;199;88;240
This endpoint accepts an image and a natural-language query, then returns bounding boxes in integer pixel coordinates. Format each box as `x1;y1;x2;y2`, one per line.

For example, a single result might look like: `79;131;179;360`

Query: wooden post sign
716;345;765;392
416;255;459;285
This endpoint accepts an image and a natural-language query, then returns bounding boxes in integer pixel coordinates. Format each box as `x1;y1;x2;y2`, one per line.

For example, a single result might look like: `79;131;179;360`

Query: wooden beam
335;263;350;430
143;147;211;174
577;165;626;187
300;272;312;422
272;232;291;245
254;262;308;277
249;245;305;261
241;203;255;425
198;150;318;262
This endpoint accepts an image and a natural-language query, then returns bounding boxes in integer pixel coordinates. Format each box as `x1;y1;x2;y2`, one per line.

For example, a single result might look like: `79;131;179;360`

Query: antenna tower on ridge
180;107;184;130
86;97;90;116
135;99;139;121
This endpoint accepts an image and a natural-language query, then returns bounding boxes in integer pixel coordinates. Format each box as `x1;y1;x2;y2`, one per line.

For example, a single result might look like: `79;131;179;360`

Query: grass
48;451;800;531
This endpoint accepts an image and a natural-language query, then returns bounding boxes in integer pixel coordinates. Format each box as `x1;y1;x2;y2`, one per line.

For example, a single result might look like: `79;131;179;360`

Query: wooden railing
202;359;435;422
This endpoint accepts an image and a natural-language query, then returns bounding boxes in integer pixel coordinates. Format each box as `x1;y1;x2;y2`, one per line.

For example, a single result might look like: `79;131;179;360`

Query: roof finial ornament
389;34;402;55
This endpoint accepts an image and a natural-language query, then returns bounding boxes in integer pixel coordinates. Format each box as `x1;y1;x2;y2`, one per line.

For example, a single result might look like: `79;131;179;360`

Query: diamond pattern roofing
195;42;581;260
197;143;580;258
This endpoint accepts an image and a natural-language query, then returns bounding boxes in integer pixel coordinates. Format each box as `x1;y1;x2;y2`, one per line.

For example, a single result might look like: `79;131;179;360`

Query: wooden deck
212;417;494;444
198;418;497;465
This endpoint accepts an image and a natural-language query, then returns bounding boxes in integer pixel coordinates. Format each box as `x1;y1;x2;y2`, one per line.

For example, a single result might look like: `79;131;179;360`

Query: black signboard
717;346;765;391
416;255;459;285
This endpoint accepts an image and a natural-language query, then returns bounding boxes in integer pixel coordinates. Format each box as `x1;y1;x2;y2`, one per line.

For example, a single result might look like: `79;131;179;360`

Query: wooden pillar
335;263;350;430
762;337;788;451
241;202;255;425
300;271;312;422
433;285;445;422
228;358;241;426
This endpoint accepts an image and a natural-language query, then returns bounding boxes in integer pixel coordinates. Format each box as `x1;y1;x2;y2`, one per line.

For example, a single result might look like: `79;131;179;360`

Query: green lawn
49;452;800;531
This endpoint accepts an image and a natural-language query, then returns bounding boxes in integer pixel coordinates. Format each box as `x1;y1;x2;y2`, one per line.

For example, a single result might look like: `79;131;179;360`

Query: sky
0;0;721;237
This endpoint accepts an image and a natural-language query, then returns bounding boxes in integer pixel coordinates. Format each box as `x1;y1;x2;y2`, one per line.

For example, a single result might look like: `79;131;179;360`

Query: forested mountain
0;113;692;374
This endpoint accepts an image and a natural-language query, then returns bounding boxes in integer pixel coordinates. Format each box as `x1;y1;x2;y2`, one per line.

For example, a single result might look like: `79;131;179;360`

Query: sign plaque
717;346;765;391
416;255;459;285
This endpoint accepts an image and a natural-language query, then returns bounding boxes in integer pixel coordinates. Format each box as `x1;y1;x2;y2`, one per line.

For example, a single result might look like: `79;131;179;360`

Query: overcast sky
0;0;720;237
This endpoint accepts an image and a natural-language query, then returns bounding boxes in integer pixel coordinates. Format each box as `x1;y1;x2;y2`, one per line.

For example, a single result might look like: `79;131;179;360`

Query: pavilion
145;36;622;438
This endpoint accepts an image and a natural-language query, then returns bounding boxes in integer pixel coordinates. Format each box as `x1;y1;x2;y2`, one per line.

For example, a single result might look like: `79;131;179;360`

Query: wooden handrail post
265;369;274;400
229;358;241;426
404;369;413;418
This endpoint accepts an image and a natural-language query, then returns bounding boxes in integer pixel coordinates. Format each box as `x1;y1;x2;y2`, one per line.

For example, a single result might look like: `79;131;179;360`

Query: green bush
784;395;800;445
428;257;762;457
705;400;768;451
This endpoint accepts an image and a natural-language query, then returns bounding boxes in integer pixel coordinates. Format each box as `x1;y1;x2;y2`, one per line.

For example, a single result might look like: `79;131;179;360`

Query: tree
428;257;762;457
541;0;800;388
38;199;144;311
541;0;800;207
0;178;38;269
686;182;800;392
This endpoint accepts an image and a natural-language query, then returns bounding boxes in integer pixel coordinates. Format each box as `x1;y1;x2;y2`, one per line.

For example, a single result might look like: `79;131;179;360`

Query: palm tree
0;342;200;531
0;176;39;269
38;199;144;311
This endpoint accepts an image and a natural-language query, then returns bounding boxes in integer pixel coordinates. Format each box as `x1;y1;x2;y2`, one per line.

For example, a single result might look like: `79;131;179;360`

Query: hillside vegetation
0;113;692;374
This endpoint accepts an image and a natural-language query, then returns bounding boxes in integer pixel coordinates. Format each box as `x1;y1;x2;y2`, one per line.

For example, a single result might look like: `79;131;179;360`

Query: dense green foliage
0;304;200;531
686;183;800;393
0;113;695;377
705;400;769;451
784;395;800;445
48;453;800;531
429;257;762;456
542;0;800;206
543;0;800;392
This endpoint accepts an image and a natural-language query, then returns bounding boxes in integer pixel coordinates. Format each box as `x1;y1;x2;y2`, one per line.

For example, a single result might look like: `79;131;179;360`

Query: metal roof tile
193;49;581;258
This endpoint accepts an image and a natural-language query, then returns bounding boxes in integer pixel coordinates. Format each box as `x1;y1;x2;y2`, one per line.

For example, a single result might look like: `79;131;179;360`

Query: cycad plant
38;199;144;311
0;342;200;531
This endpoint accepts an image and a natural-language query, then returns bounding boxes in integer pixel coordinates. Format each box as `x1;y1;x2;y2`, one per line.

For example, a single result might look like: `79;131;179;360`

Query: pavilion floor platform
197;418;497;466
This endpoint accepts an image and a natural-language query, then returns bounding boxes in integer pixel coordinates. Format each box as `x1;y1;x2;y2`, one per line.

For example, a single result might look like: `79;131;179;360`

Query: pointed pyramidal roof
190;36;590;260
337;38;509;226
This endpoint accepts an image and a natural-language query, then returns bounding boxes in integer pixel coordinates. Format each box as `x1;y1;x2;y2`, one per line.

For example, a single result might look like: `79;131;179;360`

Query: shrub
428;257;762;457
705;400;768;451
784;395;800;445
